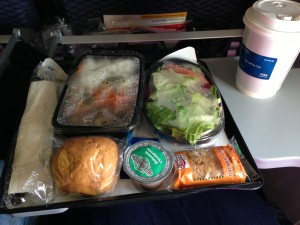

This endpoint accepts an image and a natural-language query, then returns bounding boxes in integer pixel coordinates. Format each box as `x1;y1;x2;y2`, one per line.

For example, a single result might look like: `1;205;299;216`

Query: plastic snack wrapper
51;135;124;197
172;137;261;190
228;136;261;183
3;59;68;208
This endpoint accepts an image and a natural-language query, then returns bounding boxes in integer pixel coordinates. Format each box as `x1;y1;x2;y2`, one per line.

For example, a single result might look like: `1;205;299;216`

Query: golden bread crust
51;136;119;196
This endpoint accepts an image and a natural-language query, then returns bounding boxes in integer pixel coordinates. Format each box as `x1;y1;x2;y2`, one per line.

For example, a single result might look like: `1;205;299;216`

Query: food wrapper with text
173;145;248;189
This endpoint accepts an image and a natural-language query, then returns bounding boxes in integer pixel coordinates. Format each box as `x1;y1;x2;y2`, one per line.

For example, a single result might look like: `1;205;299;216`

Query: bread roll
51;136;119;196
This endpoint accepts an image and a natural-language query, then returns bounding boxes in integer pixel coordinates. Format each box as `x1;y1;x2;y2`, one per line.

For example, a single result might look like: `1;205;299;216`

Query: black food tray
0;95;263;214
0;48;263;214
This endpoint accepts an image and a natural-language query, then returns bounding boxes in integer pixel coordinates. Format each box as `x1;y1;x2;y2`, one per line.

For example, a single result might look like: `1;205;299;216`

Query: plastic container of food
123;140;174;191
52;51;144;138
144;58;224;149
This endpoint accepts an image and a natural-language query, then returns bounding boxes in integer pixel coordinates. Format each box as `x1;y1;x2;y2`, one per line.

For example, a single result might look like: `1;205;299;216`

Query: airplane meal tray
0;35;263;215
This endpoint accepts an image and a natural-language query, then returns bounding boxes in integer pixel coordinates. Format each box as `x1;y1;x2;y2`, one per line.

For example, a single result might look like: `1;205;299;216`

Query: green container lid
123;140;173;189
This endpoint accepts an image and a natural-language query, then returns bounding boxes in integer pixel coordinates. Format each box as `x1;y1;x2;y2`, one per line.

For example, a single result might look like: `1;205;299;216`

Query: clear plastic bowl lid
144;58;224;147
52;52;143;133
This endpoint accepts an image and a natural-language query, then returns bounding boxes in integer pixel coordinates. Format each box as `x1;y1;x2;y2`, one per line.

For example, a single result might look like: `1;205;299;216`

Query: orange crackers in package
173;145;247;190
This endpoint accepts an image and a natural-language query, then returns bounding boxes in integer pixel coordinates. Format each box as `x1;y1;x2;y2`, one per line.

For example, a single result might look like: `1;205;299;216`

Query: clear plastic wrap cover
171;136;261;190
3;59;67;208
57;55;141;128
144;58;224;148
51;135;125;197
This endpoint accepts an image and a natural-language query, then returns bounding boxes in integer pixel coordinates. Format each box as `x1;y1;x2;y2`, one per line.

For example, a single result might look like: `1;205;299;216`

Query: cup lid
247;0;300;32
123;141;174;184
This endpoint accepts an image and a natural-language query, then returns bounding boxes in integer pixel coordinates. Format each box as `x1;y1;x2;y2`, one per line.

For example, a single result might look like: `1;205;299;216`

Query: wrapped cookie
173;144;250;189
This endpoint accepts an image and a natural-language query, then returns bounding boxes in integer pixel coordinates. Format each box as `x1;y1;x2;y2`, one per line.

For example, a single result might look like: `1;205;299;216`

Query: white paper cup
236;0;300;98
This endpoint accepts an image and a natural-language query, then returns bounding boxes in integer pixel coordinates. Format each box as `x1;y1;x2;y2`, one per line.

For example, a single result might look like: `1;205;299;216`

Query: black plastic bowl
143;57;225;148
52;50;145;139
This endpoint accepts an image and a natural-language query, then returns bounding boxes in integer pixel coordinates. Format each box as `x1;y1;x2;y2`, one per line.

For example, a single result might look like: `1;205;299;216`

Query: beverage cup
236;0;300;99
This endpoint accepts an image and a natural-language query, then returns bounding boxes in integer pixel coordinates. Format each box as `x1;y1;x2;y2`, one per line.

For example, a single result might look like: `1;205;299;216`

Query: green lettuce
146;66;222;144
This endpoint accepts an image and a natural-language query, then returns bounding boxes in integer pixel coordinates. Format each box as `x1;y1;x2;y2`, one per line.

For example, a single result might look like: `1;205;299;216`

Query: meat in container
144;58;225;149
52;51;144;138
